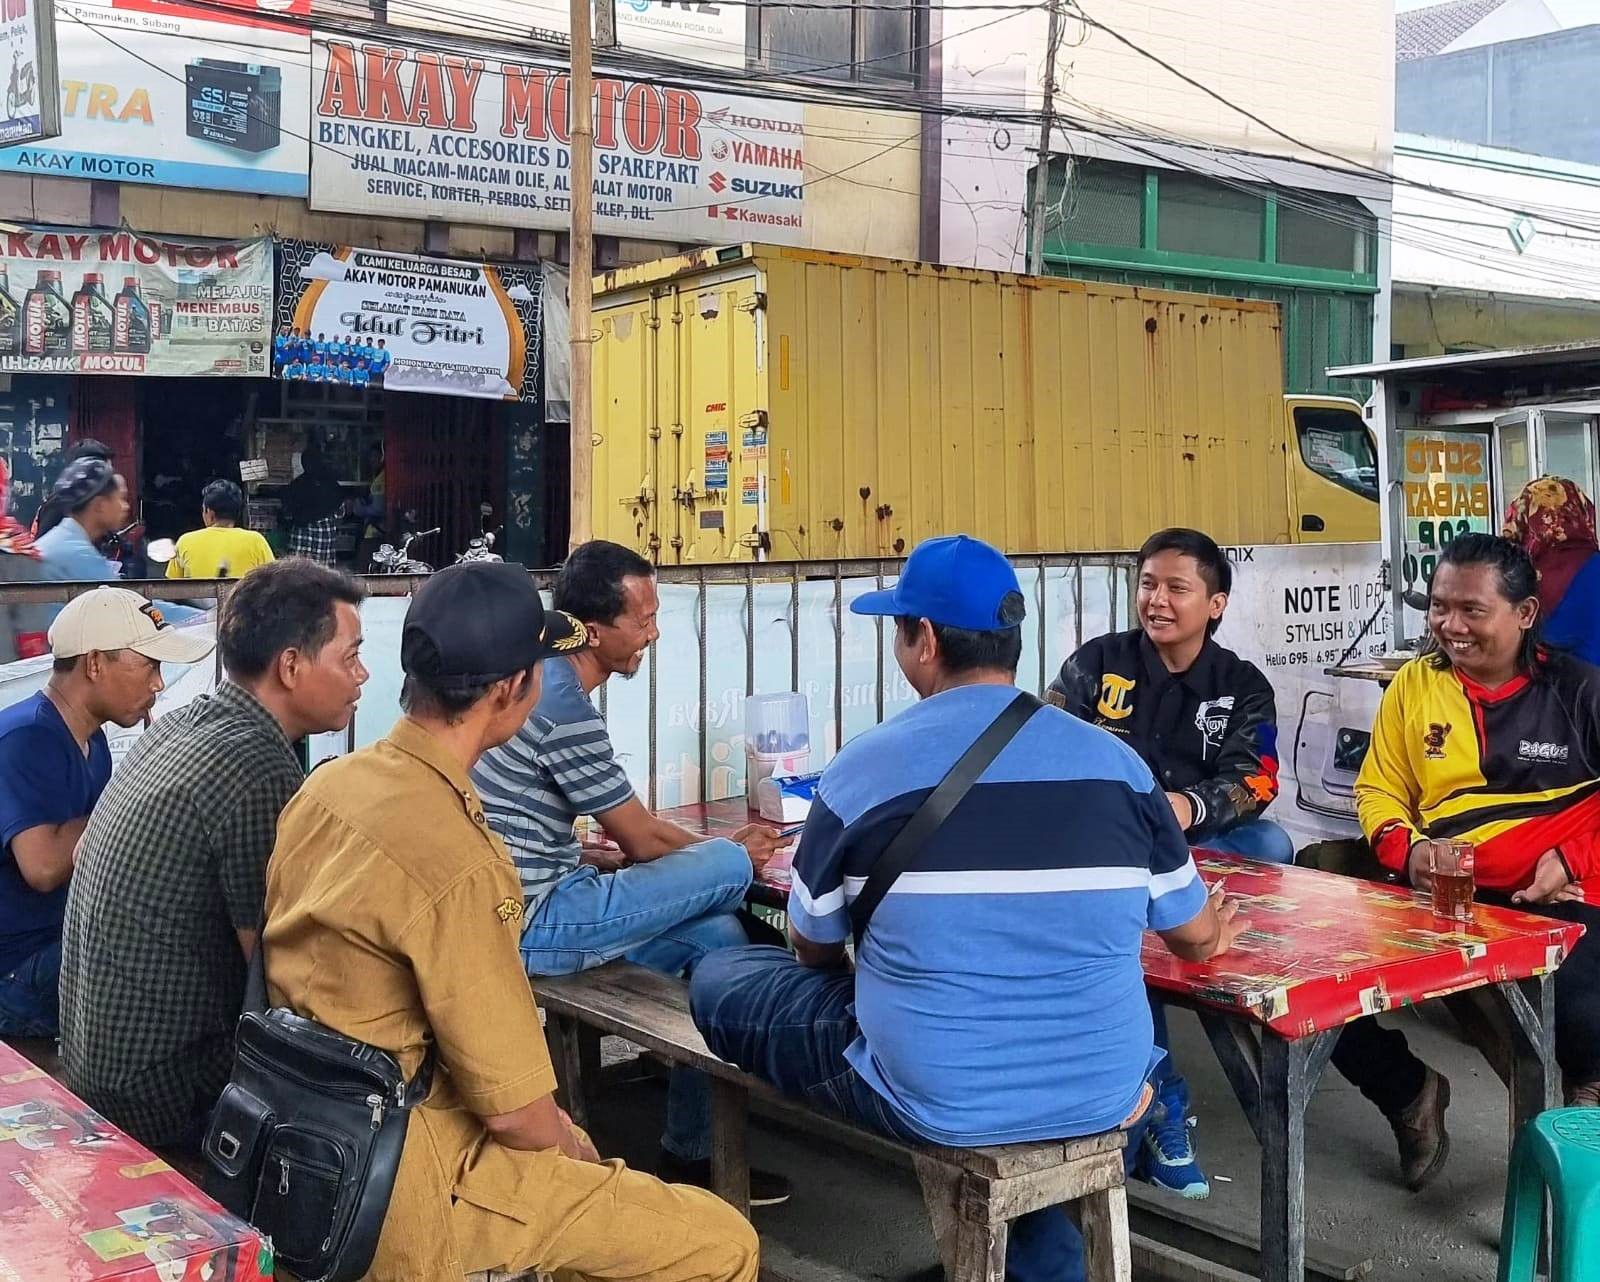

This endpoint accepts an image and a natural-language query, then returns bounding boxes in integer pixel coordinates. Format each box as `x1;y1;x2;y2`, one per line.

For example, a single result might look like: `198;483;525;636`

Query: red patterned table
0;1041;270;1282
659;798;1581;1282
1149;852;1578;1282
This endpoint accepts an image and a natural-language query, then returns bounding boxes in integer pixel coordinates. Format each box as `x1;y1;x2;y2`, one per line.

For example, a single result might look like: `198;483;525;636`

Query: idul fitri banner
276;241;541;402
0;225;272;376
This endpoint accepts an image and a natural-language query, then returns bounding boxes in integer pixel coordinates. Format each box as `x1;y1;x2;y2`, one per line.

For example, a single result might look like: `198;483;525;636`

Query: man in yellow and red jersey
1346;533;1600;1192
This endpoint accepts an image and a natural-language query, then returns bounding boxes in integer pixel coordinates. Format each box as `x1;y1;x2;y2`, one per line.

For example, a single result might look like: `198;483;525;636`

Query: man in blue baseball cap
689;533;1241;1282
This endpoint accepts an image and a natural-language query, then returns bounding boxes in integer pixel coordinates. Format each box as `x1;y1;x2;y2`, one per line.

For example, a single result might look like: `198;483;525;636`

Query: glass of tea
1428;838;1475;923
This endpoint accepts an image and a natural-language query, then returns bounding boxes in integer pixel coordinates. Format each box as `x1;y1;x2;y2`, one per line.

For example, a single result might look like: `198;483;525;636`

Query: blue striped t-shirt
472;656;634;911
789;683;1208;1146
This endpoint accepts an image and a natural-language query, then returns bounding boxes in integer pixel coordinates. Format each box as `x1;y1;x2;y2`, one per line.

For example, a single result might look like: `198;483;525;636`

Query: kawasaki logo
731;177;802;199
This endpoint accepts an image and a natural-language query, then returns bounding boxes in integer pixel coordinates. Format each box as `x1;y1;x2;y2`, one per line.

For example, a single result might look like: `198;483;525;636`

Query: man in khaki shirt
263;561;758;1282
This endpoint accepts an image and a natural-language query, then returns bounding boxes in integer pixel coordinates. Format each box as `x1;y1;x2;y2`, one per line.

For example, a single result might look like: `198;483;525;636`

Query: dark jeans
0;937;60;1039
690;945;1142;1282
1333;893;1600;1112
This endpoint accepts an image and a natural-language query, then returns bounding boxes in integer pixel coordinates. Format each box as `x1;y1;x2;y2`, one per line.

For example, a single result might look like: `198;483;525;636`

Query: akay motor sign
309;34;806;243
0;224;272;376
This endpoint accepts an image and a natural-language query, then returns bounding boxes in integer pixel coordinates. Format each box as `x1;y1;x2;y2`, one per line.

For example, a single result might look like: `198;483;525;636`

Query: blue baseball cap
850;535;1025;631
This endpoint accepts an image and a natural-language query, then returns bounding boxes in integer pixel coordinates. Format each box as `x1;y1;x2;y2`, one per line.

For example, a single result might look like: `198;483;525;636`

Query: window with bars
749;0;922;82
1037;158;1378;285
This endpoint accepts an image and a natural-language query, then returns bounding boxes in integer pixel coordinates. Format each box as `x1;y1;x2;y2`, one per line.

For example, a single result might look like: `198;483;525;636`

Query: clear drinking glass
1428;838;1475;923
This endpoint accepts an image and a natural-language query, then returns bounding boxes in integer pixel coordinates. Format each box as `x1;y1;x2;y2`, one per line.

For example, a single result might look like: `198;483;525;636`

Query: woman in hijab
1504;475;1600;666
0;458;49;664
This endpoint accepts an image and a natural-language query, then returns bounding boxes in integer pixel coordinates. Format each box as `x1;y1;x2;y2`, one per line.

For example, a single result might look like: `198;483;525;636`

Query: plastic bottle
112;277;152;354
21;270;71;358
70;273;115;354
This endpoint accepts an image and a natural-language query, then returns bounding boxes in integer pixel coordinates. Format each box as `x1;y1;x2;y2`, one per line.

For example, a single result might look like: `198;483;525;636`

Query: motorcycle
7;53;36;118
455;530;502;564
370;526;439;574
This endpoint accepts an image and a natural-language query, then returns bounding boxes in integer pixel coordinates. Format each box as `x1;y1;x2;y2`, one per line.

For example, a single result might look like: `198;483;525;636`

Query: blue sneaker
1138;1077;1211;1200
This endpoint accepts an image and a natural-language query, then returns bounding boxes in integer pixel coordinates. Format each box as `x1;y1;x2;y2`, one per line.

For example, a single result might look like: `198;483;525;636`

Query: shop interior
95;378;511;572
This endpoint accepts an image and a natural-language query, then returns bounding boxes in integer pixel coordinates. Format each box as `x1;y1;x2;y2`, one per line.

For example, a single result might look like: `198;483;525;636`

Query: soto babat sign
0;225;272;376
275;240;541;401
308;33;806;242
1398;430;1493;599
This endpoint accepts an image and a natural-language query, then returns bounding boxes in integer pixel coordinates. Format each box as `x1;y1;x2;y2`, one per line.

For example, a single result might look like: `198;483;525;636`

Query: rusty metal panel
590;293;660;558
594;246;1309;562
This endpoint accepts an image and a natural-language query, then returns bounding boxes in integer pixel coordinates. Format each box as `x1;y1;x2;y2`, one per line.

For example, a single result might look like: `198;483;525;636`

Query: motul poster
0;225;273;376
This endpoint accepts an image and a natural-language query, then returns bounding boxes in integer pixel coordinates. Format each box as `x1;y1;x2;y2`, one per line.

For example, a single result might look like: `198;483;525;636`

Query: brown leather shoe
1389;1068;1451;1191
1567;1080;1600;1108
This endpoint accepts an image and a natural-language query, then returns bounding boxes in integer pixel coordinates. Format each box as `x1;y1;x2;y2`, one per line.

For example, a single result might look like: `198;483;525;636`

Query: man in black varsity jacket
1048;526;1293;1202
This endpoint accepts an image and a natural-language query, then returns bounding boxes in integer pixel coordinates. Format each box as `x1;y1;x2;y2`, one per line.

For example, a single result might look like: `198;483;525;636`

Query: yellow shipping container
591;244;1376;563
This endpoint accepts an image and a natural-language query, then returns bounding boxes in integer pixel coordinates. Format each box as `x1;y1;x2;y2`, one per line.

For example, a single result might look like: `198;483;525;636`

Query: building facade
935;0;1396;394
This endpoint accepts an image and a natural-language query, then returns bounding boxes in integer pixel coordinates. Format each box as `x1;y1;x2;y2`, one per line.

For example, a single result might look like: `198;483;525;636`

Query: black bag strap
242;914;437;1106
848;690;1041;949
244;913;268;1016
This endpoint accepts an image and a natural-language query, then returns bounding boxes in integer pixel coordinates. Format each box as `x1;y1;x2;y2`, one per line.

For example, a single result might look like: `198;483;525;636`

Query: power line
1067;0;1600;240
61;6;927;223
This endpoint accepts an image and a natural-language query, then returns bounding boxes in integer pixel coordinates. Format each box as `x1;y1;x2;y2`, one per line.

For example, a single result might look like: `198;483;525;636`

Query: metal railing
0;553;1139;804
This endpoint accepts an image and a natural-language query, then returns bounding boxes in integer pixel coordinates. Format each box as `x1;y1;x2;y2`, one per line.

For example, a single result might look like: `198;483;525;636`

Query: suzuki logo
709;171;726;193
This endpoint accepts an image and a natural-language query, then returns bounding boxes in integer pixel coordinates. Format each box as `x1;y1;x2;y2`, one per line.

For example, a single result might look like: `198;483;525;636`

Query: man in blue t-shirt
0;587;214;1037
691;535;1242;1282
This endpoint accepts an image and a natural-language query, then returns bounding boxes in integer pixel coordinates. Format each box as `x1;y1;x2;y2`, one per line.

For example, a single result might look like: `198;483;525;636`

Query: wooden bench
531;962;1133;1282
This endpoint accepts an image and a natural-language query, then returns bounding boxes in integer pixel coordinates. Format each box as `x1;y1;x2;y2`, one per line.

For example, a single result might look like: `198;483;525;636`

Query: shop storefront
268;240;552;569
0;223;274;538
0;225;557;570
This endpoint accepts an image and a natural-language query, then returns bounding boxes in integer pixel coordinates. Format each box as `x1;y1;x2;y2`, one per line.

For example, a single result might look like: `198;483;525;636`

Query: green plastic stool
1499;1108;1600;1281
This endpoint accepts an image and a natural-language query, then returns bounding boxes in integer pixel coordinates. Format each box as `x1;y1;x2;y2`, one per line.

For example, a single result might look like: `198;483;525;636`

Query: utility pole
1027;0;1065;276
567;0;604;549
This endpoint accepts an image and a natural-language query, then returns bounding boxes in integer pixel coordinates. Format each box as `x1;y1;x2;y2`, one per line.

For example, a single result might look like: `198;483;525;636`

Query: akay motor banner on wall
0;225;273;376
1;0;60;146
0;0;310;195
308;32;806;242
275;240;542;402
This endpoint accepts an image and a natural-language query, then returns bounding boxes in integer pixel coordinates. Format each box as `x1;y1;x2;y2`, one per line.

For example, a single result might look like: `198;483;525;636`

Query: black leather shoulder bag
202;932;434;1282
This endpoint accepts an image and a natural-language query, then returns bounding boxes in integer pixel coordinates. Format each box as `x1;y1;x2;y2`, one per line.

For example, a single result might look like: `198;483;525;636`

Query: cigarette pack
756;771;822;823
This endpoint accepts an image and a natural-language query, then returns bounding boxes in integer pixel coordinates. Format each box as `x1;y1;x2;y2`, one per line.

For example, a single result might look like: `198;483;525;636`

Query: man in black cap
259;563;758;1282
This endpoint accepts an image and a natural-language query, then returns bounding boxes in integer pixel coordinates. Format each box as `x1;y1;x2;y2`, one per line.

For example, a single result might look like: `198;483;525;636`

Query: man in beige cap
0;587;213;1039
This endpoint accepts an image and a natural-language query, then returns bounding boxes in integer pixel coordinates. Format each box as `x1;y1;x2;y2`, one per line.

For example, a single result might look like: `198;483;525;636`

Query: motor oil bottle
113;277;152;354
0;266;19;355
70;273;115;354
21;270;71;357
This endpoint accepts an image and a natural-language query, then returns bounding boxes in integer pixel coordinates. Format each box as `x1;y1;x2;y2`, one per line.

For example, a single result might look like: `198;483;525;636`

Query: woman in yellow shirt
167;479;275;580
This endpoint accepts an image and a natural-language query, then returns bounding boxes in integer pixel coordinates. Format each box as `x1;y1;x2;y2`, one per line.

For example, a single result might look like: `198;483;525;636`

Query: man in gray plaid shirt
60;559;370;1150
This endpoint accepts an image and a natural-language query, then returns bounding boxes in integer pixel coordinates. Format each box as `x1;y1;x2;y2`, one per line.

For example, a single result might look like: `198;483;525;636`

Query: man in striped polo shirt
690;535;1241;1282
473;540;791;1203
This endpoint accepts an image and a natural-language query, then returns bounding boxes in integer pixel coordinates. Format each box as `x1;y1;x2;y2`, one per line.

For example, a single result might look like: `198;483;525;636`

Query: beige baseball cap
49;587;216;664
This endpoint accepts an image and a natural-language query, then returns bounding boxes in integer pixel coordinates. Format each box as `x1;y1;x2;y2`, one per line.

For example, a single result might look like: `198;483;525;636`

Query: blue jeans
691;945;1144;1282
1199;818;1295;864
0;938;60;1039
520;838;753;1161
